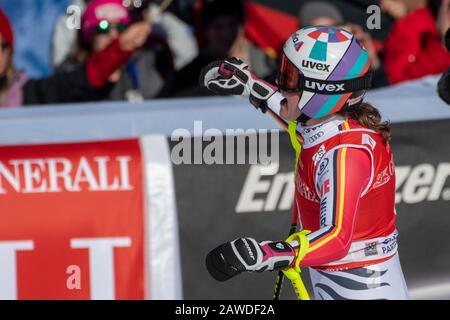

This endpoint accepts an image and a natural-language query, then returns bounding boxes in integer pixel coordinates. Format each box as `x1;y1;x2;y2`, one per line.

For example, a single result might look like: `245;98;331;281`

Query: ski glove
199;57;278;113
206;237;296;282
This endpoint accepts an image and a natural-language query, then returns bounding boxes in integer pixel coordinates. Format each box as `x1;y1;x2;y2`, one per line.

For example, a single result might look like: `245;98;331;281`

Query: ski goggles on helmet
277;53;372;95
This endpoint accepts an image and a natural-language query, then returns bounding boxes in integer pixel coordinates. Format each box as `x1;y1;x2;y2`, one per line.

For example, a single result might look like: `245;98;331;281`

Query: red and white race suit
295;115;397;270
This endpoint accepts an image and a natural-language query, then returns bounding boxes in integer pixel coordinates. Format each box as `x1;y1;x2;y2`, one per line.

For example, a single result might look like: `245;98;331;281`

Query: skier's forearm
266;91;284;119
265;92;302;136
265;92;304;144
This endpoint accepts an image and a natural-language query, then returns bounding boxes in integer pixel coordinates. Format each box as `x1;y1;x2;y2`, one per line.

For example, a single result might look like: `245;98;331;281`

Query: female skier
200;26;409;300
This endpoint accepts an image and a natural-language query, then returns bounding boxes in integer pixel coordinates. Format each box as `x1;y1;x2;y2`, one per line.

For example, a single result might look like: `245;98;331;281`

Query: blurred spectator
298;0;344;27
383;0;450;84
0;6;149;107
157;0;277;98
53;0;197;71
157;0;247;98
110;0;175;101
148;0;198;70
58;0;171;101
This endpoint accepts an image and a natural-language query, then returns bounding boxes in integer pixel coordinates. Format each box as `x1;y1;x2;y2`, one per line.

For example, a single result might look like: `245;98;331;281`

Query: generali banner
0;137;182;300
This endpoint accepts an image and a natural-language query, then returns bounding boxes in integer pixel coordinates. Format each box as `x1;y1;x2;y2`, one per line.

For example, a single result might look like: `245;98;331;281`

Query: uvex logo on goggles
305;80;345;92
278;72;372;95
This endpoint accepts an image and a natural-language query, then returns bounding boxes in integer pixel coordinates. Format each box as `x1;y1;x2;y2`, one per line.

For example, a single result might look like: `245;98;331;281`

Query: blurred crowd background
0;0;449;108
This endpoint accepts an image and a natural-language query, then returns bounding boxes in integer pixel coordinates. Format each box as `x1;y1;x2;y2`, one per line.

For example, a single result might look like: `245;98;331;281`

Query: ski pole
282;230;311;300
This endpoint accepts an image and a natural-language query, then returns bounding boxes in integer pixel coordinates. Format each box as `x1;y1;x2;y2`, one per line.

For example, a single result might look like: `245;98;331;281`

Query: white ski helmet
277;26;372;122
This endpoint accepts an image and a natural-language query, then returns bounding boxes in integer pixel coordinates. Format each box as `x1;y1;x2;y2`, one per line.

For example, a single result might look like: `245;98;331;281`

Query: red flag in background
245;2;299;58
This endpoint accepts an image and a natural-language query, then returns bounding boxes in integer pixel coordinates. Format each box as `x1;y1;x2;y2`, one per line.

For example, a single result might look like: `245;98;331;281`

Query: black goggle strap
280;71;372;95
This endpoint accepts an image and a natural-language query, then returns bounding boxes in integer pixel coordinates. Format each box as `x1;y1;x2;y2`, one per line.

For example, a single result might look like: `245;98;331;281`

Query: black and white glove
205;237;296;282
199;57;278;113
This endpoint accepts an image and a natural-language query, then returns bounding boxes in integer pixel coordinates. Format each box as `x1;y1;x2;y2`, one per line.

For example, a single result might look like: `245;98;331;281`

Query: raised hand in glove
199;57;278;113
